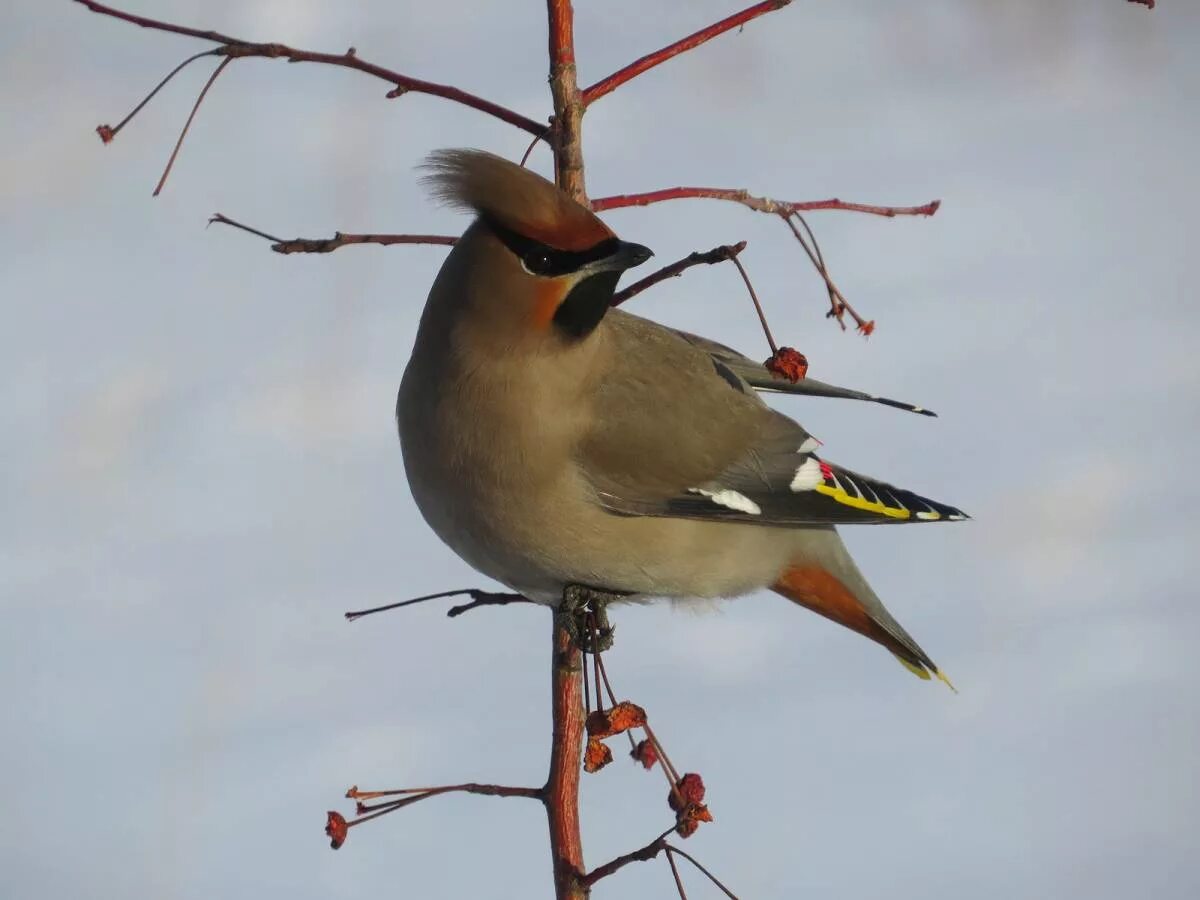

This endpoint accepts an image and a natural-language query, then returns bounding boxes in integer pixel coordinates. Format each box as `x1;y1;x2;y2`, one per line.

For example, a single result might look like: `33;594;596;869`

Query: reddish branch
547;613;588;900
582;1;793;105
543;5;590;899
593;186;940;219
76;0;546;137
595;185;935;334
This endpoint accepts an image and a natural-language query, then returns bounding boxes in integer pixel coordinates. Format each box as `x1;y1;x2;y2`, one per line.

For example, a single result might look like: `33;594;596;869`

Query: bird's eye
523;250;554;275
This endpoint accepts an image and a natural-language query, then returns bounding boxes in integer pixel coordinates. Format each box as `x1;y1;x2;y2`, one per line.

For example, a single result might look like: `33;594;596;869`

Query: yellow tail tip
934;669;958;693
893;654;958;692
894;654;932;680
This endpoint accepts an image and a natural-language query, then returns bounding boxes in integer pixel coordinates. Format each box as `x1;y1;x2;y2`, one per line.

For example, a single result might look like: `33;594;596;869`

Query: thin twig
730;254;777;353
346;783;543;802
783;212;873;332
95;48;218;144
666;848;690;899
338;782;542;835
208;214;457;254
520;130;544;167
592;186;941;219
594;651;682;803
76;0;548;136
446;592;534;618
582;1;793;105
153;55;232;195
665;846;739;900
343;588;528;622
582;829;674;886
611;241;746;307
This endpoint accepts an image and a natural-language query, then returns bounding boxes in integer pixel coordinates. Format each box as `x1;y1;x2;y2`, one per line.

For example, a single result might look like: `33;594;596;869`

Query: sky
2;1;1197;898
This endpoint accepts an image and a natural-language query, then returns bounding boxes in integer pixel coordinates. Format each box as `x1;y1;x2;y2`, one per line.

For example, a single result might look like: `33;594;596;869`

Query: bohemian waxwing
397;149;967;683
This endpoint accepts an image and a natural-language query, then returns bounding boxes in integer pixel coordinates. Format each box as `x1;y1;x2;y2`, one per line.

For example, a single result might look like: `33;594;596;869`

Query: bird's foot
558;583;624;653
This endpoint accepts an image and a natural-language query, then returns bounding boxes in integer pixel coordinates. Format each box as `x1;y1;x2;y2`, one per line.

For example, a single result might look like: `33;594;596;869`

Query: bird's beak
589;241;654;274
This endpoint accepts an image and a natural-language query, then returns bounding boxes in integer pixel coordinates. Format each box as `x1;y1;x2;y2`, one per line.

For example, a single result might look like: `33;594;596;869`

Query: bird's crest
422;149;614;251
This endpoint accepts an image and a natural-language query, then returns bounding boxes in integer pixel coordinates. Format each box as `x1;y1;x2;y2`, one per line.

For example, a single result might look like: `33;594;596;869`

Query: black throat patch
553;270;621;340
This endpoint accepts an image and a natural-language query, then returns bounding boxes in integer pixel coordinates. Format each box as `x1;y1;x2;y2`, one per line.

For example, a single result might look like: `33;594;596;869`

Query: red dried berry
764;346;809;382
584;737;614;773
325;811;348;850
586;701;647;739
630;739;658;770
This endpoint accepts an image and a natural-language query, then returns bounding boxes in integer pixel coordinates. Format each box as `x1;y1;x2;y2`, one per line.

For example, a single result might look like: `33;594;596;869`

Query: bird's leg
558;583;624;654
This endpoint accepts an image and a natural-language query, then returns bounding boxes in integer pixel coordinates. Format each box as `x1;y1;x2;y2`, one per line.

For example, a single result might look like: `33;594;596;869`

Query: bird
397;149;967;684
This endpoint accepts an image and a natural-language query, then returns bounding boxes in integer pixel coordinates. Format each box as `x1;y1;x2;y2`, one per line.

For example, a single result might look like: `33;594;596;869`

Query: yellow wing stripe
815;483;912;520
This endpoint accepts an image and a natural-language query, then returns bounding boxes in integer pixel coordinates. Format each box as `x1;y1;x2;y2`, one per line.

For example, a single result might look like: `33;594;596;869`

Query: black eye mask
484;215;619;277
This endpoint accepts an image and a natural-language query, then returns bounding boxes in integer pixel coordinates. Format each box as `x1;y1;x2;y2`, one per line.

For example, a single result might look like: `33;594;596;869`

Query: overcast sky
2;1;1197;898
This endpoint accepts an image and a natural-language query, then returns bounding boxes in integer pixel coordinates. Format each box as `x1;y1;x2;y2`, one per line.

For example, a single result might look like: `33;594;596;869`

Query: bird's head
422;149;652;341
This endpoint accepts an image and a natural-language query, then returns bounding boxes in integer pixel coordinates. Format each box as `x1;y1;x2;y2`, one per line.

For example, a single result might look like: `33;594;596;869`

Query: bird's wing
582;310;967;527
671;328;937;416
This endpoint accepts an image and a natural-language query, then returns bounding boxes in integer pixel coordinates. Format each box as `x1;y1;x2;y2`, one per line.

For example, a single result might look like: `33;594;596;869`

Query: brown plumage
398;149;966;684
422;149;614;251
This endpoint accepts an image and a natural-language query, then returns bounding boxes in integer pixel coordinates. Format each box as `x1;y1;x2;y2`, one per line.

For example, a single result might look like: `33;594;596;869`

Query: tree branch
592;186;941;218
665;845;740;899
75;0;548;137
582;1;793;105
347;783;544;805
582;829;673;886
611;241;745;307
152;56;233;195
209;213;457;254
326;782;544;847
544;6;589;899
343;588;528;623
546;611;588;900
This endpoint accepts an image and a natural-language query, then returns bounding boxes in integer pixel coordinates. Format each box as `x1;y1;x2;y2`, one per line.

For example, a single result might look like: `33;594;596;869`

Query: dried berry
586;701;647;739
764;346;808;382
630;739;658;770
325;811;348;850
584;737;614;773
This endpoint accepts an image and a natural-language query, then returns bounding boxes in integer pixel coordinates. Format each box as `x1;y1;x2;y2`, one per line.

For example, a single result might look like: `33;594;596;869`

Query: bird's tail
771;528;954;689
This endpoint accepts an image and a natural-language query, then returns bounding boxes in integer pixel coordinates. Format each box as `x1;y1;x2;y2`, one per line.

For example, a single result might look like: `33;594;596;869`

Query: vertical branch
547;615;588;899
547;0;586;200
544;10;589;899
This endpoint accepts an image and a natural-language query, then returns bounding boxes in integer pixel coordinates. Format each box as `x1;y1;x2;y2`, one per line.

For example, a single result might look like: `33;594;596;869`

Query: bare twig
611;241;746;307
447;592;534;618
95;48;218;144
519;130;545;167
346;782;543;804
153;56;232;195
331;782;543;843
343;588;528;623
208;213;457;254
582;1;793;105
730;254;777;353
593;648;685;808
582;829;674;886
666;848;689;899
665;845;739;900
75;0;548;137
783;212;873;333
592;186;941;219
